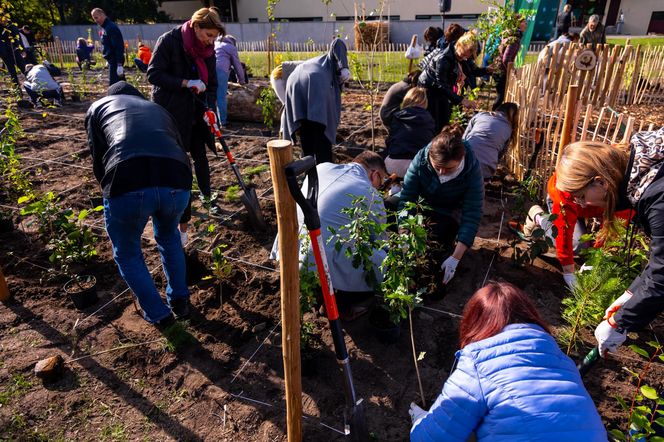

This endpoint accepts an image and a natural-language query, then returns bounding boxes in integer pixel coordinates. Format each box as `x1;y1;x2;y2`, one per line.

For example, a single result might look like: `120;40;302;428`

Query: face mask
438;158;465;184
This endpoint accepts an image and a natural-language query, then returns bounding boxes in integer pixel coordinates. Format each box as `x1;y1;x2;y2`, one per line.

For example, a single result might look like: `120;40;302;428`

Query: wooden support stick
557;84;579;167
0;265;9;302
267;139;302;442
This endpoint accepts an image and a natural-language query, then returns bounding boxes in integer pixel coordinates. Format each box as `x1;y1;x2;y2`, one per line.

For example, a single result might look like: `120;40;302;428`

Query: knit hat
107;81;145;99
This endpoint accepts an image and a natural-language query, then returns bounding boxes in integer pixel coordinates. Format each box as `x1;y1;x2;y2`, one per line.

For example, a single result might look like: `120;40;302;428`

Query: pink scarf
181;20;214;84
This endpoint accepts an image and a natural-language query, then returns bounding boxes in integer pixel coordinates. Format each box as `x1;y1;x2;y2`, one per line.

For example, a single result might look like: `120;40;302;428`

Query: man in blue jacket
86;81;192;328
91;8;124;86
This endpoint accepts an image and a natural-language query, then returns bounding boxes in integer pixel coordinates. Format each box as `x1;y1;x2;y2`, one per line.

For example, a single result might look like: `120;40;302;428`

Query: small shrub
256;87;277;128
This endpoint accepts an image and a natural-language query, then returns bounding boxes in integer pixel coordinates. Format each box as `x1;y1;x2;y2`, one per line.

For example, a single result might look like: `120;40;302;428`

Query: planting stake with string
284;155;369;441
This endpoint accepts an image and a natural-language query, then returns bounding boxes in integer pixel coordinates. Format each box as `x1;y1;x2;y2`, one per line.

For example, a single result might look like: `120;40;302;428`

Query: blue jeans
216;68;229;125
104;187;190;323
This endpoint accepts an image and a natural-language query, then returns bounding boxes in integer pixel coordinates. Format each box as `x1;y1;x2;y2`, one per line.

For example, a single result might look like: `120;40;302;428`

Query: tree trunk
227;81;280;125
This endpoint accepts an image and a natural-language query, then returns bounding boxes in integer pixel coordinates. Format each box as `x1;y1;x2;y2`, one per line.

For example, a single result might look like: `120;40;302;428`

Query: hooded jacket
613;128;664;331
411;324;607;442
386;106;435;160
214;35;245;83
148;26;217;150
281;38;348;145
462;111;513;179
398;143;484;247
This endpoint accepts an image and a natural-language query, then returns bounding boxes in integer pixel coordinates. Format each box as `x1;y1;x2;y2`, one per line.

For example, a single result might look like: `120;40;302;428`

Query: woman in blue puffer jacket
410;281;606;442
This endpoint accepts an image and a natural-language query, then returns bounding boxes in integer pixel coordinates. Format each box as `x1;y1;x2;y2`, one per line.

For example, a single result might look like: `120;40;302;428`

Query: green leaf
608;429;626;441
641;385;659;400
17;195;33;204
650;436;664;442
615;395;629;411
646;341;661;350
78;209;89;221
629;344;650;359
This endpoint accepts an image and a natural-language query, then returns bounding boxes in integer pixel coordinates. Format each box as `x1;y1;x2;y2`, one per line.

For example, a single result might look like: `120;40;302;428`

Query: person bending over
85;82;192;328
23;63;64;107
379;69;421;129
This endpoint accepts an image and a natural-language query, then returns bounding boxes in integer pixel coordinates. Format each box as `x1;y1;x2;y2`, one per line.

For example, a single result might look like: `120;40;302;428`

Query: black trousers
1;51;20;88
180;121;213;225
493;73;507;111
425;88;452;133
298;120;333;164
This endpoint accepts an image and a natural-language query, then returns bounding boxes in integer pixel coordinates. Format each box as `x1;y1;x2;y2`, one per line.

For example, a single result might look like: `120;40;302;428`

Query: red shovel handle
308;228;339;321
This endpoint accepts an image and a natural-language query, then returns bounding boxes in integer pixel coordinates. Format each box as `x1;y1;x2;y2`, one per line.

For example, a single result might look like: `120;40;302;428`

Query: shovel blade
348;398;369;441
240;188;266;230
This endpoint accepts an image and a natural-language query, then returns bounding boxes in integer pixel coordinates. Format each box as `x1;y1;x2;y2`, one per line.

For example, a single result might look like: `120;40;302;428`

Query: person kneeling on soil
462;102;519;180
23;63;65;107
553;133;664;358
384;86;435;179
519;170;634;289
85;81;193;329
379;69;421;129
397;125;484;287
410;281;607;441
271;151;389;321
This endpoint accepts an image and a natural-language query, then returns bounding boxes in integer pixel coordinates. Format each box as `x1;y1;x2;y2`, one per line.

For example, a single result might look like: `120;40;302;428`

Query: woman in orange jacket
134;43;152;73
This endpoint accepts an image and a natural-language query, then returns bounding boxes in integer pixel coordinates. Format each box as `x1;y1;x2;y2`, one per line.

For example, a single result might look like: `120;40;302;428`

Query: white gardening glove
186;79;206;94
563;272;577;290
116;65;124;76
339;67;351;82
605;290;632;320
409;402;427;423
440;256;459;285
594;319;627;356
180;231;188;247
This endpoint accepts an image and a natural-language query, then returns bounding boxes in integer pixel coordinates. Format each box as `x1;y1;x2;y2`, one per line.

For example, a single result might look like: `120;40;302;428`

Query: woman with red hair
410;282;606;441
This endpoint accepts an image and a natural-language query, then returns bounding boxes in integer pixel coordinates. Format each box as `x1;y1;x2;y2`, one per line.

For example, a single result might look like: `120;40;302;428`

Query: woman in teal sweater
398;125;484;285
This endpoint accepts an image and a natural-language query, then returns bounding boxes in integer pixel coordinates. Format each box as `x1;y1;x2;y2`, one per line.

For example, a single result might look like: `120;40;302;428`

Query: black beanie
107;81;145;99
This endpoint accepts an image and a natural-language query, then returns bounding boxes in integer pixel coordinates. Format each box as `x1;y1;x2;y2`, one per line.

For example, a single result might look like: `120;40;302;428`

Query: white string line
482;187;507;287
230;320;281;384
229;390;347;436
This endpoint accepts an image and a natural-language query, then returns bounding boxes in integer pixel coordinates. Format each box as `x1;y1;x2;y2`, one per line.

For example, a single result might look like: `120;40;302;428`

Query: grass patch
161;321;197;352
224;184;241;203
100;422;128;442
607;36;664;47
0;373;33;405
243;164;269;184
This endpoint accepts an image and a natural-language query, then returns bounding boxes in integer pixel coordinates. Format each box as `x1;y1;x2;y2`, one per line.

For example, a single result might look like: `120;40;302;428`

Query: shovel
284;155;369;441
205;111;266;230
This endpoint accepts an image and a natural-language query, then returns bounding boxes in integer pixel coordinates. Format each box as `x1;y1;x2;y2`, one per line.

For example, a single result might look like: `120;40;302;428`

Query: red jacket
138;46;152;65
548;173;633;267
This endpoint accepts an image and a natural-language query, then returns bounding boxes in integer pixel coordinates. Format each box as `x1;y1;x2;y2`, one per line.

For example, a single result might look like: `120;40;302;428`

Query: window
248;18;258;23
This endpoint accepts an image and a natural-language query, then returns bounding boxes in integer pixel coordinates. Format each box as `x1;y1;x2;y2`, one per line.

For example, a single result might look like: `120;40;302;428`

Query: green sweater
398;143;484;246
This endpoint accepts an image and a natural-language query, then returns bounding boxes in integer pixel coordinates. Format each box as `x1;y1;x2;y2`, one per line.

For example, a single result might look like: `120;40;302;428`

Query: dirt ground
1;70;663;442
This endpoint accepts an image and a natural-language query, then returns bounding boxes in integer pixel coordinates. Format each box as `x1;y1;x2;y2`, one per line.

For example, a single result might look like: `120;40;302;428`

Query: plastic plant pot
64;275;98;309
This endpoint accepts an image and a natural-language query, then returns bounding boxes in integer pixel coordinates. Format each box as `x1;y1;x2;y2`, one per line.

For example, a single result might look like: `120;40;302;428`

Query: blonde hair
555;141;629;239
402;87;427;109
191;7;225;33
455;32;477;55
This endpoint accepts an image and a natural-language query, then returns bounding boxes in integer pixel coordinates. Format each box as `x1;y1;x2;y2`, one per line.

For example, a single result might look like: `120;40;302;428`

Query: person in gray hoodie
462;102;519;179
23;63;64;107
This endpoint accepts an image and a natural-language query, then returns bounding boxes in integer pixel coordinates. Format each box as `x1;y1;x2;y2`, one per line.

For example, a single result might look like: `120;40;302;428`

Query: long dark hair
459;282;550;348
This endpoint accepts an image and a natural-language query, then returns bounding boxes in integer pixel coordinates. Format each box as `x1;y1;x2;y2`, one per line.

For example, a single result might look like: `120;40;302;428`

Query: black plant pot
0;217;14;233
64;275;98;310
368;306;401;344
89;196;103;208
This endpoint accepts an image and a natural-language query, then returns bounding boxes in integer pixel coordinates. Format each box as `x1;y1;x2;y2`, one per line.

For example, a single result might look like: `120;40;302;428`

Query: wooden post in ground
0;265;9;302
557;84;579;166
267;139;302;442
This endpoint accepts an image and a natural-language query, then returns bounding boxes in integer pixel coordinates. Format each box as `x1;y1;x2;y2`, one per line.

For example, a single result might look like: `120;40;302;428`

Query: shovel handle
284;156;320;231
577;346;600;376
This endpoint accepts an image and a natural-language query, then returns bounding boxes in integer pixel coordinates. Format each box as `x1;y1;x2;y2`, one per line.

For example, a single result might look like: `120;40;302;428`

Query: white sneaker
180;231;188;247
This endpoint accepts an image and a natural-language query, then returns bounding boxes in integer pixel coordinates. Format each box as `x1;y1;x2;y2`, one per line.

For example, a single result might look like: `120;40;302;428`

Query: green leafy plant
328;195;388;290
476;0;525;66
299;234;321;348
610;342;664;442
0;107;32;200
511;213;558;267
256;87;277;128
450;87;480;126
559;262;626;352
243;164;269;185
224;185;240;203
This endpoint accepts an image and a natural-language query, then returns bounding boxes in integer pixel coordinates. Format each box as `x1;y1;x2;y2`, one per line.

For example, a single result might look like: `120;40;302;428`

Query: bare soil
1;70;663;441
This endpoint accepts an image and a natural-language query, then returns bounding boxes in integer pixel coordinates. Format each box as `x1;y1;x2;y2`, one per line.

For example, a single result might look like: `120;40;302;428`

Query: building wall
617;0;662;35
233;0;486;22
159;1;202;21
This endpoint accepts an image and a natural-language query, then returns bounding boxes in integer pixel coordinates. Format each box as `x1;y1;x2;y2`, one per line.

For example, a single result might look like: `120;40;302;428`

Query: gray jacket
462;111;513;179
281;38;348;145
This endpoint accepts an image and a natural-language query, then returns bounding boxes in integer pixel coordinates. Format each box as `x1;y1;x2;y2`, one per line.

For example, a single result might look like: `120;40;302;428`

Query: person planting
148;7;224;245
76;37;95;70
133;42;152;73
379;69;421;129
417;32;479;132
410;281;607;441
214;34;246;127
271;151;389;321
281;37;350;164
493;16;527;110
579;14;606;50
85;82;192;328
23;63;65;108
554;132;664;357
384;87;435;178
462;102;519;179
397;125;483;286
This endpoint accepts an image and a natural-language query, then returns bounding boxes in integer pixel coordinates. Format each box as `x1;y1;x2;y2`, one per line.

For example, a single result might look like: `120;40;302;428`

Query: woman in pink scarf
148;8;225;245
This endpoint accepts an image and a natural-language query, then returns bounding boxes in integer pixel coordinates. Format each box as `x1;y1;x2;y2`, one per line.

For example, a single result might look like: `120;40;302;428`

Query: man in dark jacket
579;15;606;50
0;17;24;88
85;81;193;327
556;4;573;38
19;25;37;65
91;8;124;86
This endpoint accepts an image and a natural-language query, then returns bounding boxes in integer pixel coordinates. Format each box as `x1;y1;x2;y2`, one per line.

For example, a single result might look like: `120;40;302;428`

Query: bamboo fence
504;43;663;196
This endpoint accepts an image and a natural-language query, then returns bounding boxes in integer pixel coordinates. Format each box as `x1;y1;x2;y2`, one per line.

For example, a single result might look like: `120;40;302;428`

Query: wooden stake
267;139;302;442
0;265;9;302
557;84;579;166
